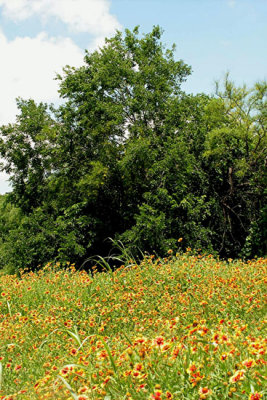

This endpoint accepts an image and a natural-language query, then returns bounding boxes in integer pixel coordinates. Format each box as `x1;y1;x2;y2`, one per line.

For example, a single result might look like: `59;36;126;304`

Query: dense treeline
0;26;266;272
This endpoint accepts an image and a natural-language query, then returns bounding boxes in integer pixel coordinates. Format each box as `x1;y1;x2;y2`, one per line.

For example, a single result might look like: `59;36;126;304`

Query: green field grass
0;252;266;400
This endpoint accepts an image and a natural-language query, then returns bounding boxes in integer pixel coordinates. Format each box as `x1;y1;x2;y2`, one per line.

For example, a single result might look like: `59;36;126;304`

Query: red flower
229;369;245;383
150;391;162;400
242;359;255;368
198;387;212;399
166;391;173;399
249;394;262;400
154;336;164;346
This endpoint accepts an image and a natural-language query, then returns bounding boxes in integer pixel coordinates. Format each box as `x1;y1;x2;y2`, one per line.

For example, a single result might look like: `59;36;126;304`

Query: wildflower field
0;253;266;400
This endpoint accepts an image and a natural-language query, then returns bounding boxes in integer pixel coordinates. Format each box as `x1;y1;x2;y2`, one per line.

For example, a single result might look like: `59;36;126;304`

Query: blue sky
0;0;266;193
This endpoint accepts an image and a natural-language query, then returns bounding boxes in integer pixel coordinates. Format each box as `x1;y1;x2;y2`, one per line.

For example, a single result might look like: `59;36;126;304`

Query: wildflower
166;391;173;399
76;369;85;377
78;387;89;394
190;372;204;387
242;359;256;368
60;366;69;377
137;384;146;391
200;326;209;336
134;363;143;371
212;333;219;342
153;336;164;347
249;393;262;400
198;387;212;399
150;391;162;400
186;363;197;375
103;376;111;384
229;369;246;383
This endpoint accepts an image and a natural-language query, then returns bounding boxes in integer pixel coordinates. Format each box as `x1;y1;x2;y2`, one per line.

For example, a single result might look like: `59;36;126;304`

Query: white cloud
0;0;121;36
0;0;122;193
0;0;121;124
0;30;84;125
0;30;86;192
0;171;10;194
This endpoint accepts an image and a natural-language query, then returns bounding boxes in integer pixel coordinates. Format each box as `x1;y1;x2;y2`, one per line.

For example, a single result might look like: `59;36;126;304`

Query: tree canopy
0;26;266;272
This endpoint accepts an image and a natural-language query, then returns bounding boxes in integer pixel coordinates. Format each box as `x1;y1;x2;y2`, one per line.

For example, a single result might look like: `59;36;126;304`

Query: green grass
0;252;266;400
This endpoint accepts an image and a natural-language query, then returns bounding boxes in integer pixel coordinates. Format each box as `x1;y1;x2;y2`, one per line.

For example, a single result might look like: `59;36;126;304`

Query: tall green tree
53;25;193;255
0;27;266;272
204;75;267;256
0;26;193;270
0;99;57;212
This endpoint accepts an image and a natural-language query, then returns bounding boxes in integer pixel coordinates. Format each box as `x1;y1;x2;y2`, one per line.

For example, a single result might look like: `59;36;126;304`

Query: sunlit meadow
0;250;266;400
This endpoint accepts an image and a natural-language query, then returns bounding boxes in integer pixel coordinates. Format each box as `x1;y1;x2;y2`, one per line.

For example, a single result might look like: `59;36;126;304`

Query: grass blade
6;301;12;318
55;375;78;400
98;336;117;374
66;326;82;347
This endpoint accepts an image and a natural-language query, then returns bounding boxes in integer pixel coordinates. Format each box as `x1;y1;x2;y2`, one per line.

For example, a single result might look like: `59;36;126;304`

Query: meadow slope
0;253;266;399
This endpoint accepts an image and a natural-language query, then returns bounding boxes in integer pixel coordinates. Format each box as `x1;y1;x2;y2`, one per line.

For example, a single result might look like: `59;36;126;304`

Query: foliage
0;27;266;271
204;75;267;257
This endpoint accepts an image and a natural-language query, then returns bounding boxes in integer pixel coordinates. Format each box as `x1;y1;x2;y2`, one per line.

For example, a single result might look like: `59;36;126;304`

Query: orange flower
103;376;111;384
150;391;162;400
186;363;197;375
242;359;256;368
249;393;262;400
78;387;89;394
134;363;143;371
153;336;164;347
60;366;69;377
138;384;146;391
190;371;204;387
198;387;212;399
166;391;173;399
229;369;245;383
